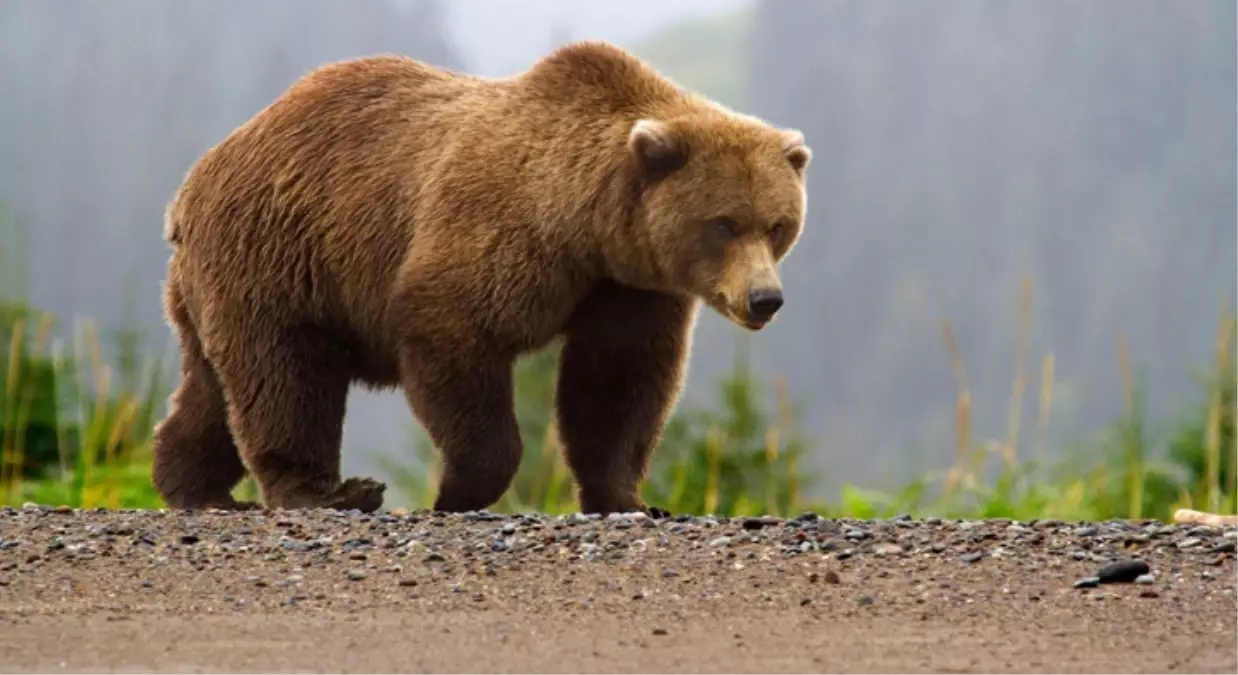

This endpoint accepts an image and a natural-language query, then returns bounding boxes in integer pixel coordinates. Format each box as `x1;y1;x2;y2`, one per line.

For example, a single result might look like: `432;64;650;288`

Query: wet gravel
1;505;1235;673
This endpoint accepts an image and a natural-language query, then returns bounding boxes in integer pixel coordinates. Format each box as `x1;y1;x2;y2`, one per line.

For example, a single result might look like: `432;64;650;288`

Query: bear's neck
578;153;674;293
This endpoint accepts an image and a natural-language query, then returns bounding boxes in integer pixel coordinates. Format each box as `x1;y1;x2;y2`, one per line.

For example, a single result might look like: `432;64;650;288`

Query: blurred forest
0;0;1233;505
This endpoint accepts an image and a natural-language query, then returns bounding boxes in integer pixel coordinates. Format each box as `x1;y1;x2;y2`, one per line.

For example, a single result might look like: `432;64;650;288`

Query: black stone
1096;559;1150;584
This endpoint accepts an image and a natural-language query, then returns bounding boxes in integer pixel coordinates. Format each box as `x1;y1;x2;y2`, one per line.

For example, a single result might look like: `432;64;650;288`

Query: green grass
0;310;169;509
2;287;1233;521
3;287;1233;521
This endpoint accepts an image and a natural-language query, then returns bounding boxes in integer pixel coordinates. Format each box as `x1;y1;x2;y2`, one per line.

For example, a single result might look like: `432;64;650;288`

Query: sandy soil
1;506;1234;673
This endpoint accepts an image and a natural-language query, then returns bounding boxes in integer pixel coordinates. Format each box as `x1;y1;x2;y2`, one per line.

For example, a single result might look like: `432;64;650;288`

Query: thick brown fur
152;41;812;515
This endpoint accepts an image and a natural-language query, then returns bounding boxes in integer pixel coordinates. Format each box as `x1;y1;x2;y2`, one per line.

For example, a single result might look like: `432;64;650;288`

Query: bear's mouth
707;294;771;331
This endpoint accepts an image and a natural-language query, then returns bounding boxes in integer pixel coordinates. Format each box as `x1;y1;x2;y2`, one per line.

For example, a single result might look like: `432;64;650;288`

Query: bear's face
626;115;811;330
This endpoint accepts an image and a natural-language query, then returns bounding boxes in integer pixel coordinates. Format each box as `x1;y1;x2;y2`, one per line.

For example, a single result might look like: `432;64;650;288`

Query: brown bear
151;40;811;516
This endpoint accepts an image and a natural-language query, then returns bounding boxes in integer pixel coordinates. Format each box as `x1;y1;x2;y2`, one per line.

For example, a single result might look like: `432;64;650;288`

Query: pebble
1097;559;1150;584
652;628;668;636
1;509;1231;626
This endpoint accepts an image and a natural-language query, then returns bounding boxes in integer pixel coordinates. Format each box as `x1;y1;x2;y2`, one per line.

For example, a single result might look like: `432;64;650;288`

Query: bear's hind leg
152;283;252;510
210;326;386;512
555;283;694;517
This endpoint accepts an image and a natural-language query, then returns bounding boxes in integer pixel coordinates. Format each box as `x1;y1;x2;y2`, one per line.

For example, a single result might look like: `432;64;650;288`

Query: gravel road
1;505;1235;673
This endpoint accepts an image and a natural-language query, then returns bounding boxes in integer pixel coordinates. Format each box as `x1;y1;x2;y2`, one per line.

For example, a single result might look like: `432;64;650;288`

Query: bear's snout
747;287;784;326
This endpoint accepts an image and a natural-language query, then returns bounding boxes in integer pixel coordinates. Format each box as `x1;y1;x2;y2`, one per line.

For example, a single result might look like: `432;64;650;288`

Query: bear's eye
711;217;740;238
770;221;786;239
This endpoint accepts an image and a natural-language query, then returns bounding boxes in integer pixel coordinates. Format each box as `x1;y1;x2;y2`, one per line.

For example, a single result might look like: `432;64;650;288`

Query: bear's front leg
398;344;524;513
555;282;695;517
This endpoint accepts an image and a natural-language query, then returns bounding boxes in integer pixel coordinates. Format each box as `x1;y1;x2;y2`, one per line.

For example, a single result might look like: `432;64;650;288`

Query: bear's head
623;112;811;330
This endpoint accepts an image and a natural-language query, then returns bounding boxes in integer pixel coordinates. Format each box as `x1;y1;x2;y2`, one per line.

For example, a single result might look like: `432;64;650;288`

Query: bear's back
167;53;477;244
161;55;494;381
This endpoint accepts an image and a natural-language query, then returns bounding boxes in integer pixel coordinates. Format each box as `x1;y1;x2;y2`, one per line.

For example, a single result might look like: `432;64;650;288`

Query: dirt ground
1;506;1234;673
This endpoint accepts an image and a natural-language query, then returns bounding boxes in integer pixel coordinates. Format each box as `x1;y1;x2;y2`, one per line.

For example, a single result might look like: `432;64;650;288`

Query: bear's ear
781;128;812;175
628;119;688;177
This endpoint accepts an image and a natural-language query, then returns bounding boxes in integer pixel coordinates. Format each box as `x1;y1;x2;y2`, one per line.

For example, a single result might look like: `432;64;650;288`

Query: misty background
1;0;1233;503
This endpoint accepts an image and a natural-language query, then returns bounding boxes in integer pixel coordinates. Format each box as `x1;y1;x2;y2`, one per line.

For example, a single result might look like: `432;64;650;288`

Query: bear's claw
645;505;672;520
324;477;387;512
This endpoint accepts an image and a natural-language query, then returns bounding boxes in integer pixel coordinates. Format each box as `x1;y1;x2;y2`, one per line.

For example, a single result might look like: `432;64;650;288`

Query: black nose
748;288;784;322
